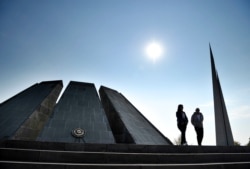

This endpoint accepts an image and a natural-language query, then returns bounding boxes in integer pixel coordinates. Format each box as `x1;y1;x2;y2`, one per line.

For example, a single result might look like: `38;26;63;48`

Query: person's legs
178;124;183;144
198;127;204;145
195;127;203;145
178;124;187;145
195;127;199;145
182;125;187;144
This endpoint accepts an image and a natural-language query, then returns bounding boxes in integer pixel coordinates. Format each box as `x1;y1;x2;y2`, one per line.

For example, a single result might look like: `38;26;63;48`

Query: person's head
195;108;200;112
177;104;183;111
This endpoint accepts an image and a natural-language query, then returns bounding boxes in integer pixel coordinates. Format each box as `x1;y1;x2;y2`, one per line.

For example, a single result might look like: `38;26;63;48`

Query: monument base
1;140;250;169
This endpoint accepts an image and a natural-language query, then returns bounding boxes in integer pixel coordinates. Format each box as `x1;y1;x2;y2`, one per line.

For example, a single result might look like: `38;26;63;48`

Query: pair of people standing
176;104;204;146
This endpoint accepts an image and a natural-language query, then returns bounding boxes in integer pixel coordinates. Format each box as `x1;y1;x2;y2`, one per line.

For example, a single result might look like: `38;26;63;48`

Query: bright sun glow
145;41;163;62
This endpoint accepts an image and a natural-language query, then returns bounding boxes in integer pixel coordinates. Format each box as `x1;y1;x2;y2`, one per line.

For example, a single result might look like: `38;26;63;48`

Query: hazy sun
145;41;163;62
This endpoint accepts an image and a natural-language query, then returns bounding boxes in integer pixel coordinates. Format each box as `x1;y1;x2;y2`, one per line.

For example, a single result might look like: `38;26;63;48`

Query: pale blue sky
0;0;249;145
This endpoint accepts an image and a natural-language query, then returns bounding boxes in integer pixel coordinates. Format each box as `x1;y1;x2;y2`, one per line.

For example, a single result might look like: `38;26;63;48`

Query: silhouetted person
176;104;188;145
191;108;204;146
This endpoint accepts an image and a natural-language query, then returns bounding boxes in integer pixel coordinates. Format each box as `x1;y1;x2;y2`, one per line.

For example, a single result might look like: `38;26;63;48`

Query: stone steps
1;148;250;164
1;161;250;169
1;140;250;169
1;140;250;153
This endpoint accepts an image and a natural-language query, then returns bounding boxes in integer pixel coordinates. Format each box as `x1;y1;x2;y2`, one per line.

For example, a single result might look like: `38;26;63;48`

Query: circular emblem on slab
72;128;85;138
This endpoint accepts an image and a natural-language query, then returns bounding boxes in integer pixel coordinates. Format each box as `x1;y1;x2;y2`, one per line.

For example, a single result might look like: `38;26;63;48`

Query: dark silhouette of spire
210;44;234;146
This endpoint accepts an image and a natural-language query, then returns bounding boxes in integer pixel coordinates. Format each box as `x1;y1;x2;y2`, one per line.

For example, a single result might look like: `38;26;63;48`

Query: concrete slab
38;81;115;144
99;86;172;145
0;81;63;140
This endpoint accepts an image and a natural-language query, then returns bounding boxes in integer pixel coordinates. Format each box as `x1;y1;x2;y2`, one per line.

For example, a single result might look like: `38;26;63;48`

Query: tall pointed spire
210;44;234;146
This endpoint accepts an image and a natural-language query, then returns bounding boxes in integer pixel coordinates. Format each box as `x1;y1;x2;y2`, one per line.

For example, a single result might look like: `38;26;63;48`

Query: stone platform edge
1;140;250;154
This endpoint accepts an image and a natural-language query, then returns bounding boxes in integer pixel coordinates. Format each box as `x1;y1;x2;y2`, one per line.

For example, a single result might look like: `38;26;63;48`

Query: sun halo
145;41;164;62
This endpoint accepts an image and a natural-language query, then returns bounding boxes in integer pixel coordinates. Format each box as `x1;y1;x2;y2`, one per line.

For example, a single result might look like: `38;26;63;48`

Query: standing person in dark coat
176;104;188;145
191;108;204;146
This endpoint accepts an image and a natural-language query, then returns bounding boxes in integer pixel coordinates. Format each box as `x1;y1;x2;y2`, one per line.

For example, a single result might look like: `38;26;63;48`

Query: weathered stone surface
99;86;172;145
38;81;115;144
0;81;63;140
